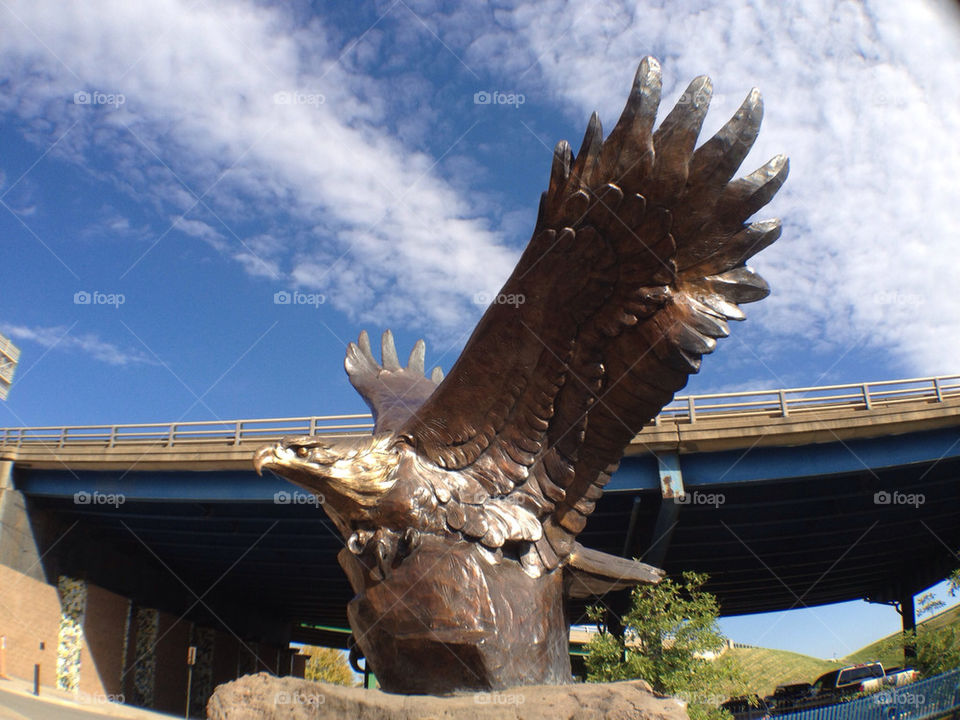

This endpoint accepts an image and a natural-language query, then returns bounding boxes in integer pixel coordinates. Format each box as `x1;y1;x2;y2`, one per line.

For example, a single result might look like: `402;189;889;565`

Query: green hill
729;602;960;697
841;603;960;667
729;646;835;697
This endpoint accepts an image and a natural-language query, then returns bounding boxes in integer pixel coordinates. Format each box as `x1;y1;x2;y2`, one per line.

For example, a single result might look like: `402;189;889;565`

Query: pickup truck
882;667;921;688
850;666;922;694
812;663;886;703
811;663;920;704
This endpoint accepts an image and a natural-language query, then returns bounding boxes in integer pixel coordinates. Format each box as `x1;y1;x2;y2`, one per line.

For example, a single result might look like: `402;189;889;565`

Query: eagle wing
345;329;444;433
395;57;788;575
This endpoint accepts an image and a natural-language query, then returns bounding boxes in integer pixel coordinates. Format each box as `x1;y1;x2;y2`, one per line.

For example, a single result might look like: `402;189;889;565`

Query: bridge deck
2;375;959;470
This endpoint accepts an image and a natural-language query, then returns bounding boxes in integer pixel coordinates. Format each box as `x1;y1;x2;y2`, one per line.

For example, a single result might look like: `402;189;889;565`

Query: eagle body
255;57;788;694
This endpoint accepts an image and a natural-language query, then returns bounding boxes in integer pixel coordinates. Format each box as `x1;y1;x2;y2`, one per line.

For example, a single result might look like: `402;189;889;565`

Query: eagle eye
296;446;309;458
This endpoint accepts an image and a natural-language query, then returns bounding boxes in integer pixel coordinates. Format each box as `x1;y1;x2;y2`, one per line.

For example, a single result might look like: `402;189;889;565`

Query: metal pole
184;666;193;718
0;635;8;679
185;645;196;719
33;664;39;696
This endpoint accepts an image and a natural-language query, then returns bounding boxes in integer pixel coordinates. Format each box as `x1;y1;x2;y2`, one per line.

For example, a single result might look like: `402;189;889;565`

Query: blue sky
2;0;959;659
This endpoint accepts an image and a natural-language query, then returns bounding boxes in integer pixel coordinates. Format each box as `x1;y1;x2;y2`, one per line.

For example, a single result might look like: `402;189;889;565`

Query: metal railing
1;374;958;451
773;668;960;720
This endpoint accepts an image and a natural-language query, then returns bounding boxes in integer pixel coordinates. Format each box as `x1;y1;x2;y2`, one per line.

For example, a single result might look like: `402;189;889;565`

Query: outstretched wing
345;330;444;433
397;57;788;574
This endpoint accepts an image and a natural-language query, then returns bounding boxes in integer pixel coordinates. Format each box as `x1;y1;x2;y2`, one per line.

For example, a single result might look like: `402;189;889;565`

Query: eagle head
254;433;400;524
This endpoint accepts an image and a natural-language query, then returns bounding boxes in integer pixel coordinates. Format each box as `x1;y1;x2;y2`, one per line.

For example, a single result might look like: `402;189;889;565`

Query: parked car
721;694;771;720
812;663;886;703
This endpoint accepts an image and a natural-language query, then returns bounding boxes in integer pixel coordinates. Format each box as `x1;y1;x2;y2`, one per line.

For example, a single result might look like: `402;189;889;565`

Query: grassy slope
730;602;960;696
841;603;960;667
730;647;836;697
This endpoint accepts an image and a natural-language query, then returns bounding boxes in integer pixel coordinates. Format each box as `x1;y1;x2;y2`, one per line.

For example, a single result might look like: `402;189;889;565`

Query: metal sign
0;333;20;401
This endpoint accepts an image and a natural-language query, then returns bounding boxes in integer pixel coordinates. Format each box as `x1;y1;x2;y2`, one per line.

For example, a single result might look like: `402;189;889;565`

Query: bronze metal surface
255;56;787;693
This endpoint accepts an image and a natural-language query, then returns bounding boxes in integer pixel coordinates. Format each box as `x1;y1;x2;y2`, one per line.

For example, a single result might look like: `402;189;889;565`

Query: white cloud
4;0;959;377
0;0;517;339
1;324;155;367
453;0;960;376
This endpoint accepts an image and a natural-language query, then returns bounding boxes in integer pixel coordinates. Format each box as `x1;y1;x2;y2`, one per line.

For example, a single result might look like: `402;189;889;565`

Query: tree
911;624;960;676
585;572;747;720
869;581;960;677
907;588;960;676
300;645;355;686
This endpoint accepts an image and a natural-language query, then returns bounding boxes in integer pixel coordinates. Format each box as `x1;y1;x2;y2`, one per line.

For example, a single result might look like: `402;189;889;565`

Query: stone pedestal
207;672;691;720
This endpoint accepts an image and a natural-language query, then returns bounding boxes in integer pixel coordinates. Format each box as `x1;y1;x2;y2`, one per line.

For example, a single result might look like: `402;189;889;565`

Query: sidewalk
0;676;179;719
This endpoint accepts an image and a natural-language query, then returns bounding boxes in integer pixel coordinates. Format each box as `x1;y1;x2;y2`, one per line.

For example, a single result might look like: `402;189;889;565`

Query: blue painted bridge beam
13;469;314;503
605;426;960;493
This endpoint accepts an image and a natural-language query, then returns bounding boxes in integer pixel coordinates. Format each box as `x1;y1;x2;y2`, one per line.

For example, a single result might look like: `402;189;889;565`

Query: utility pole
185;645;197;719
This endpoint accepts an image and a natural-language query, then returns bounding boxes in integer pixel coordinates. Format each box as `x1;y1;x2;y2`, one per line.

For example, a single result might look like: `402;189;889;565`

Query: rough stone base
207;672;690;720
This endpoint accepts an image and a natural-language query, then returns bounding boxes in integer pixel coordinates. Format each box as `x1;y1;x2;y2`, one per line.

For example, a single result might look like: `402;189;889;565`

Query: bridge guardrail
1;374;958;450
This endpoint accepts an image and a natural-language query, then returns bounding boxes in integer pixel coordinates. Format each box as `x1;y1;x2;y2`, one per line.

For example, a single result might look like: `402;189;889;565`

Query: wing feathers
648;76;712;203
381;329;401;371
396;58;787;574
716;154;790;225
408;339;425;374
601;56;660;183
345;330;443;433
571;112;604;190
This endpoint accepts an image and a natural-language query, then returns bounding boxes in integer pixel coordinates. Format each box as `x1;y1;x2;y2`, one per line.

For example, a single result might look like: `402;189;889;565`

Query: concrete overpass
1;375;959;703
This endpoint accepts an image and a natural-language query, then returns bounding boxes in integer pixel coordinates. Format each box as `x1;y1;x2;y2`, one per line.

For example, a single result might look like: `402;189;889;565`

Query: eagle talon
348;529;374;555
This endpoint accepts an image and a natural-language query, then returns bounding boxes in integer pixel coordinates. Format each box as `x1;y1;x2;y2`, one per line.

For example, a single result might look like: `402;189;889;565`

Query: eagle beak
253;445;276;476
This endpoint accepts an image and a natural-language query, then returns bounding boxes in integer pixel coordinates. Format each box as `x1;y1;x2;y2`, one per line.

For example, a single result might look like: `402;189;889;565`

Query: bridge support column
131;607;159;708
55;576;88;692
0;461;45;581
900;588;917;661
645;452;683;568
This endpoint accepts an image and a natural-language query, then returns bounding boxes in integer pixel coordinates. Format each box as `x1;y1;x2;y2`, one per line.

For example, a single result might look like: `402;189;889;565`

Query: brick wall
212;632;240;688
0;566;135;700
0;563;60;687
80;584;129;698
0;563;296;713
151;611;191;715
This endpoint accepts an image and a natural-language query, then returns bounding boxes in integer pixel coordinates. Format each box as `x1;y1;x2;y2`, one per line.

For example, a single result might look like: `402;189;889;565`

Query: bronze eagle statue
254;57;788;694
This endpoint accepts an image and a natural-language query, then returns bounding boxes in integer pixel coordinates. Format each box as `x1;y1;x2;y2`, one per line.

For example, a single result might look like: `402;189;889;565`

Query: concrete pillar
0;461;45;581
646;452;684;568
131;607;159;708
55;576;88;692
901;589;917;661
188;626;216;717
